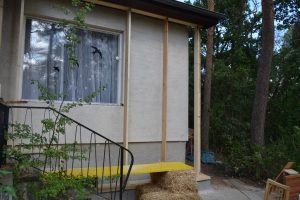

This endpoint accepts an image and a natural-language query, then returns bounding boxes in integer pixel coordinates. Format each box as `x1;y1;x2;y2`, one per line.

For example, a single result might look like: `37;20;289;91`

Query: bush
222;127;300;180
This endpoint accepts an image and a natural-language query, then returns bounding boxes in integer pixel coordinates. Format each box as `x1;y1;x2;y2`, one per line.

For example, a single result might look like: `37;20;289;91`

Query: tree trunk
250;0;274;145
202;0;215;151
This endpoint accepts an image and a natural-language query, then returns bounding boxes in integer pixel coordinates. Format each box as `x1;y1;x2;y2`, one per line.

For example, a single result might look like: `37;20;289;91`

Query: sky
176;0;285;49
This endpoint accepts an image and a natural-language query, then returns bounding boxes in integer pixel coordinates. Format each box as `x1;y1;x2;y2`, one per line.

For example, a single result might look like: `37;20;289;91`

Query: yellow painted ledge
65;162;193;177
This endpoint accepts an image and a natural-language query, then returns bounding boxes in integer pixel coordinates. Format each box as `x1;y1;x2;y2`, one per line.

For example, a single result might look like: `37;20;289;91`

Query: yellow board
65;162;193;177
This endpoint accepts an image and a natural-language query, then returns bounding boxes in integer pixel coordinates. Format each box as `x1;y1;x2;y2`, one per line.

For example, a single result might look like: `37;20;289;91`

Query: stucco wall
24;0;126;32
129;14;188;142
0;0;188;144
167;22;189;141
129;14;163;142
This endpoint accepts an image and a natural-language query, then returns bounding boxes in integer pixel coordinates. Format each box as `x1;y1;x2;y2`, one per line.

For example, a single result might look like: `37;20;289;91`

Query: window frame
20;16;124;106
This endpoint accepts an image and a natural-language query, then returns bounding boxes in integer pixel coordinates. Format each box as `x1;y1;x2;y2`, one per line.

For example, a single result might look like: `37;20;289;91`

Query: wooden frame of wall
123;9;131;165
194;26;201;173
0;0;208;175
87;0;203;173
86;0;195;27
161;18;169;162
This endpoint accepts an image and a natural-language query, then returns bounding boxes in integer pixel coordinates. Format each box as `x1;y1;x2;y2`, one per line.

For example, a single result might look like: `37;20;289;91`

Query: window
22;18;122;104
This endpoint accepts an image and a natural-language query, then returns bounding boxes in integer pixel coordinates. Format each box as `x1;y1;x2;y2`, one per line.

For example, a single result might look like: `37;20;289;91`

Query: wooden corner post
123;9;131;164
194;25;201;173
162;18;169;162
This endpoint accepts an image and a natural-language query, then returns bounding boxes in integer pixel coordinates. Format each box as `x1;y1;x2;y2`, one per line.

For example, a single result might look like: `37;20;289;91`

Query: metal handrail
0;102;134;199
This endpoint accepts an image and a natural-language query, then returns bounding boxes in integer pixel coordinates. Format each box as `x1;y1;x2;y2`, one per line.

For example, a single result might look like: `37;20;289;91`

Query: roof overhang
91;0;225;28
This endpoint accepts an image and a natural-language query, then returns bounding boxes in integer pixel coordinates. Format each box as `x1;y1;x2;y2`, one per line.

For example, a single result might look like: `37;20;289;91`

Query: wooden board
85;0;194;26
284;174;300;200
283;169;299;175
62;162;193;177
161;18;169;162
194;26;201;173
123;10;131;164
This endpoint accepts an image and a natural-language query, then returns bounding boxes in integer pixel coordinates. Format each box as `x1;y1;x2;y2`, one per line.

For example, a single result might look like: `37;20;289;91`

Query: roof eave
102;0;225;28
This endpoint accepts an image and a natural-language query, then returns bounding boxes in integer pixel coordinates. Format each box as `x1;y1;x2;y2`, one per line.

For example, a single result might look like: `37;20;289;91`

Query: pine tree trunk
202;0;215;150
250;0;274;145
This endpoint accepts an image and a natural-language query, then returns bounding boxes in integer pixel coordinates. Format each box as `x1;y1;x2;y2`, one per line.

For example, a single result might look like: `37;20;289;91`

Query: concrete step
197;173;211;191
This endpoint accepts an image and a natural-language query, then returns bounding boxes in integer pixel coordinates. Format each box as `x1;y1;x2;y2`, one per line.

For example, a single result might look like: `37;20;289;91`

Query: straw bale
139;191;202;200
151;170;197;193
136;183;162;199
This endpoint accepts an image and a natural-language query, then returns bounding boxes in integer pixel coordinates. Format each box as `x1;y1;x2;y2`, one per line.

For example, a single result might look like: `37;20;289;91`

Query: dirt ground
202;163;266;186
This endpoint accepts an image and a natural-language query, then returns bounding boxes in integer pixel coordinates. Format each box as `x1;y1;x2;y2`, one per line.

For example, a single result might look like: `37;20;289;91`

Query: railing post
0;104;9;167
120;148;124;200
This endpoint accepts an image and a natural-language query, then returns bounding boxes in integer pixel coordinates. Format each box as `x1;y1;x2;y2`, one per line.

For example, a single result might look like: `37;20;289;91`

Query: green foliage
5;81;98;199
36;172;96;199
0;170;16;197
223;126;300;180
214;26;296;180
5;119;90;199
2;1;98;199
275;0;300;30
55;0;94;68
187;0;300;181
267;23;300;142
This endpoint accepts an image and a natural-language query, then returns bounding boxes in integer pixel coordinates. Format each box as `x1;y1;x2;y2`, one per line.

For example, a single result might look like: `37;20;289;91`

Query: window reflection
22;18;120;104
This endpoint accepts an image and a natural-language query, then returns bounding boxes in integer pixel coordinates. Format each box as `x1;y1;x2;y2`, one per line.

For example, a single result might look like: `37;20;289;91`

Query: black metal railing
0;103;9;168
0;102;134;200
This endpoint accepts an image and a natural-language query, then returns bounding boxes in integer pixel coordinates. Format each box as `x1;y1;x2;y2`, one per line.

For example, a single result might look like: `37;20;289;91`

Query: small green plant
55;0;94;68
35;172;96;199
3;1;100;199
5;102;95;199
0;170;16;198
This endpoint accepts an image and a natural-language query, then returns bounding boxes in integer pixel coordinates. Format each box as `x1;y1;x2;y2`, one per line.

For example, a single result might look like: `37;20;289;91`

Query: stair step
197;173;211;191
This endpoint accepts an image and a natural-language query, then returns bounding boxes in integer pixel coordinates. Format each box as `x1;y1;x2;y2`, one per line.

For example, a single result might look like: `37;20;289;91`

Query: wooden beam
162;18;169;162
194;26;201;173
132;8;164;20
131;9;194;27
17;0;25;99
85;0;128;10
85;0;195;27
168;18;194;27
123;9;131;164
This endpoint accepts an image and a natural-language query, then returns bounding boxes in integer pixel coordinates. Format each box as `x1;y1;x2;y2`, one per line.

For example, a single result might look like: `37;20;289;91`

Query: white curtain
22;19;120;104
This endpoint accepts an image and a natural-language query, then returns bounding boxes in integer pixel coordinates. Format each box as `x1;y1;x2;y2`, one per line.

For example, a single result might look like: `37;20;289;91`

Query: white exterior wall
167;22;189;141
129;14;188;142
0;0;188;144
129;14;163;142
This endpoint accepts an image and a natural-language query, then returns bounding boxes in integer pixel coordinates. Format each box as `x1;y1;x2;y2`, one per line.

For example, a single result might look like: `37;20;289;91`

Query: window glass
22;18;121;104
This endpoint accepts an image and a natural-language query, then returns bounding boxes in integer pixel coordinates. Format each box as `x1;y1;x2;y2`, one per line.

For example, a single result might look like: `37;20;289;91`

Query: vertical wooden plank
162;18;168;162
194;26;201;173
123;9;131;164
16;0;25;100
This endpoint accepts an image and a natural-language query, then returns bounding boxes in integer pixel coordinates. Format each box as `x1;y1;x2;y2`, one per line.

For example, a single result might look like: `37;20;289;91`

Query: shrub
222;126;300;180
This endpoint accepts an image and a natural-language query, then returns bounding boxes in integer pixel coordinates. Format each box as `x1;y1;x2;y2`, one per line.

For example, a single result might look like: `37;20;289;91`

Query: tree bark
202;0;214;150
250;0;274;145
